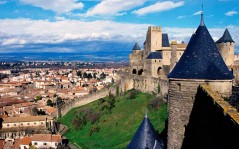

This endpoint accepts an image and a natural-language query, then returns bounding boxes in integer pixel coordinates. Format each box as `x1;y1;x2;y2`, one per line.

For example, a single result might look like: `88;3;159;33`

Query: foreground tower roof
132;42;141;50
168;12;234;80
127;114;164;149
216;28;235;43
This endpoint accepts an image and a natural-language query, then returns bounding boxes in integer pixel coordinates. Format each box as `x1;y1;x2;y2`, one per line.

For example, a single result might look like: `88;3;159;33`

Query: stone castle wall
120;72;168;95
168;79;233;149
182;85;239;148
59;84;119;117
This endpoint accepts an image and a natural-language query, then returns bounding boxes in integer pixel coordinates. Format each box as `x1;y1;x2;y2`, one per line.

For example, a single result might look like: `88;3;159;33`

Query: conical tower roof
127;114;164;149
132;42;141;50
168;13;234;80
216;28;234;43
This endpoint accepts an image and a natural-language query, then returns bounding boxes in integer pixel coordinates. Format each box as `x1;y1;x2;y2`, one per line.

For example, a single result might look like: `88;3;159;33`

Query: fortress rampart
181;84;239;148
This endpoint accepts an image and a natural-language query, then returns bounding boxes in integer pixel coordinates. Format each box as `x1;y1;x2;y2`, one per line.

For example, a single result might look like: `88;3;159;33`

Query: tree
158;84;161;94
77;71;82;77
100;72;106;79
87;73;93;79
93;73;97;79
56;97;63;105
34;96;42;102
47;99;53;107
116;86;119;96
83;72;88;78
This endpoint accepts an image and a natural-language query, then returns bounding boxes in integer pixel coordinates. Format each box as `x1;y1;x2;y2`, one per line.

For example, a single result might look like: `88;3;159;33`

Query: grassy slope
58;91;167;149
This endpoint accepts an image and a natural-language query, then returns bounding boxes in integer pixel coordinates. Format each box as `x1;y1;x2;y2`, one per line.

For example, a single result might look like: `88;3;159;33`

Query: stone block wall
167;80;201;149
168;79;233;149
182;85;239;148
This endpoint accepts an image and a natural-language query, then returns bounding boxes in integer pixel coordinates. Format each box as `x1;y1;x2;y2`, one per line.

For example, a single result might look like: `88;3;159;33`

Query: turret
216;29;235;68
127;114;164;149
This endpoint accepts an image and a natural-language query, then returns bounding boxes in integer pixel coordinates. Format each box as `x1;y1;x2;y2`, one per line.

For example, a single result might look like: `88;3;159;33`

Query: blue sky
0;0;238;53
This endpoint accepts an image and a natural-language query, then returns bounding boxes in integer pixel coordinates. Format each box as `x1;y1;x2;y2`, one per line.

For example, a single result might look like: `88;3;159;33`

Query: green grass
58;90;168;149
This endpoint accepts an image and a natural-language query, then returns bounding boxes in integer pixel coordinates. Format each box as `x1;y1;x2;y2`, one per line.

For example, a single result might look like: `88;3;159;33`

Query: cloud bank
19;0;84;14
133;1;184;16
0;19;238;53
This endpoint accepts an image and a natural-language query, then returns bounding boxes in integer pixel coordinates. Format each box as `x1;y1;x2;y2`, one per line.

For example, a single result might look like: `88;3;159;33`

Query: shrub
149;97;165;110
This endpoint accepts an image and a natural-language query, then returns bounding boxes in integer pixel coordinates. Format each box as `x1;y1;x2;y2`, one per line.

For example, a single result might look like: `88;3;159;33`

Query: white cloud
177;15;186;19
84;0;146;17
0;18;238;53
132;1;184;16
19;0;84;14
0;0;7;4
193;10;202;16
0;18;150;45
225;10;238;16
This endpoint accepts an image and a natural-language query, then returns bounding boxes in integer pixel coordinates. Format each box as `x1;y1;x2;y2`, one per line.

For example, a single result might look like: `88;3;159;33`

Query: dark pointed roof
216;28;235;43
146;52;162;59
162;34;170;47
132;42;141;50
168;13;234;80
127;115;164;149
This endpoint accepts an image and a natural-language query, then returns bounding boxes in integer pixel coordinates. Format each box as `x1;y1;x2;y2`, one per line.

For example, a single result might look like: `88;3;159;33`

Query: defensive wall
120;72;169;96
58;72;168;117
59;84;119;117
182;84;239;148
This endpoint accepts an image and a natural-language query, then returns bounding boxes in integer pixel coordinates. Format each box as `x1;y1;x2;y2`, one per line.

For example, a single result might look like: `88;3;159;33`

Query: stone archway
132;69;137;74
157;67;163;75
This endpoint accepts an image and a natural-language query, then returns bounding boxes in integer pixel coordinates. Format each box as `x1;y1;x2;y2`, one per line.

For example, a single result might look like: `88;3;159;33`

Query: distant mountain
0;41;138;62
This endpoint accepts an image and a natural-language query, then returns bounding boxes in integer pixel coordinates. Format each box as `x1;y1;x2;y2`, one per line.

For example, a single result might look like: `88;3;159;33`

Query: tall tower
216;29;235;68
144;26;162;56
167;11;234;149
129;42;143;75
170;41;178;71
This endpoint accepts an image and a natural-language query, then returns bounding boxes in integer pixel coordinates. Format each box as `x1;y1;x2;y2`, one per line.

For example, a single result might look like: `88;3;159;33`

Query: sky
0;0;238;54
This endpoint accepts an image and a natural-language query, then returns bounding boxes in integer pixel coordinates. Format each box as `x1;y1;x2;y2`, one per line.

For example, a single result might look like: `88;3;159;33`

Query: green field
58;90;168;149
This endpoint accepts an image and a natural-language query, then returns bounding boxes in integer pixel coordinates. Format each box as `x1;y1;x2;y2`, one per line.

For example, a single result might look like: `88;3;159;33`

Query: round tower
216;28;235;68
129;42;144;75
167;12;234;149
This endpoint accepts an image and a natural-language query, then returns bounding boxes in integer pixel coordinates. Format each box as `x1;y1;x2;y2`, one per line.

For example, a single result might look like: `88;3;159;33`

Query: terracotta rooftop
3;115;53;123
20;137;32;145
32;134;52;142
51;135;62;142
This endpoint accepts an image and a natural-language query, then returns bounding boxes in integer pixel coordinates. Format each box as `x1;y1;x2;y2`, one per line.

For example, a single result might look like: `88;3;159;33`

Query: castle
127;10;238;149
129;21;235;80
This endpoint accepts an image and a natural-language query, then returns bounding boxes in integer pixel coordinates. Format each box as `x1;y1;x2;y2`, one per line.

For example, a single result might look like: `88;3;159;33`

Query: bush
88;125;100;136
72;108;101;130
149;97;165;110
127;89;139;100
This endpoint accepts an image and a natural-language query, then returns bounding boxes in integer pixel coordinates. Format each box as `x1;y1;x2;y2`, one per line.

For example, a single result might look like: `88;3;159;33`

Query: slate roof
168;14;234;80
146;52;162;59
162;34;170;47
127;115;164;149
216;28;234;43
132;42;141;50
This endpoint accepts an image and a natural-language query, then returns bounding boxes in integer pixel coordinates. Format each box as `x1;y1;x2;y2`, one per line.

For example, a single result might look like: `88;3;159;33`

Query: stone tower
216;28;235;69
170;41;178;71
129;42;144;75
167;12;234;149
144;26;162;56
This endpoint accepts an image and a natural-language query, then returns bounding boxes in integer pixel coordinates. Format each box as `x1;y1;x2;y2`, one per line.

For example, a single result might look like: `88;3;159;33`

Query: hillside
58;90;167;149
